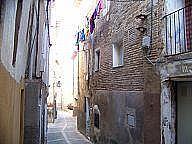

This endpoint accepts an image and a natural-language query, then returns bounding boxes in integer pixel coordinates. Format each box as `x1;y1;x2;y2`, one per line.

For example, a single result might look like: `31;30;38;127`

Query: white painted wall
1;0;32;82
1;0;50;85
165;0;184;13
42;26;50;86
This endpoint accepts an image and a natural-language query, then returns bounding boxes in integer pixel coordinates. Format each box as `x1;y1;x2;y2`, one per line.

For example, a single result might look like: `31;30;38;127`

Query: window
84;48;89;80
127;114;135;128
125;108;136;129
112;43;124;67
12;0;23;67
0;0;6;49
94;49;100;71
93;105;100;129
94;113;100;129
164;0;192;55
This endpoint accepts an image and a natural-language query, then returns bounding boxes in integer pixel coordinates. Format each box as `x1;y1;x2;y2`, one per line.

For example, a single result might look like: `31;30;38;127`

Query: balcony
163;4;192;56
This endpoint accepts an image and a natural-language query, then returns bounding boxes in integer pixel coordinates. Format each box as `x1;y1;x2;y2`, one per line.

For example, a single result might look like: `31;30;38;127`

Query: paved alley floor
48;110;92;144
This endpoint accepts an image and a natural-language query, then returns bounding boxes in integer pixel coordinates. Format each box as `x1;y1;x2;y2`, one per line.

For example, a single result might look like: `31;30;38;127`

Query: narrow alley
48;111;92;144
1;0;192;144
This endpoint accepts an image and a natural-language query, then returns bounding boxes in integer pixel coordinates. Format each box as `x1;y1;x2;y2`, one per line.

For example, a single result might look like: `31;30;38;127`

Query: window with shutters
12;0;23;67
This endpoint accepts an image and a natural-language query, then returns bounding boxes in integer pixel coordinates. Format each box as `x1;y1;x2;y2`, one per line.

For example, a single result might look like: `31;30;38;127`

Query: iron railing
163;4;192;55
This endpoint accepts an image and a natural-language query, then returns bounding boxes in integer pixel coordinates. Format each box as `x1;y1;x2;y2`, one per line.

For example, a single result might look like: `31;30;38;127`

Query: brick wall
92;2;145;92
77;51;87;135
78;1;163;144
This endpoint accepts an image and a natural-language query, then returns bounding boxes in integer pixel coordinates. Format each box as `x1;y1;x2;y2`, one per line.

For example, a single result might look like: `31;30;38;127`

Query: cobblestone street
48;111;92;144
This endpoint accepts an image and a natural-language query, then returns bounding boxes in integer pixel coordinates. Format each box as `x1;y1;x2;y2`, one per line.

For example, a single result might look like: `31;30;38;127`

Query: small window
94;49;100;71
127;114;135;128
112;43;124;67
93;105;100;129
94;113;100;129
125;108;136;129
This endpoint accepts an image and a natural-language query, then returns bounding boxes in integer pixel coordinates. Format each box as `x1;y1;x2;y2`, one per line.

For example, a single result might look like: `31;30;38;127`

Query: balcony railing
163;4;192;55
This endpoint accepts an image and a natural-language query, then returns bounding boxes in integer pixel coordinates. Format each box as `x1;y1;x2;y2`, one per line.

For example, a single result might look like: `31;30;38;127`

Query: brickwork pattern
78;1;163;144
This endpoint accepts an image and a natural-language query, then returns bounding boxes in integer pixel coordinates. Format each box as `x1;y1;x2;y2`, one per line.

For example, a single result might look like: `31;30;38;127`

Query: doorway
177;82;192;144
20;89;24;144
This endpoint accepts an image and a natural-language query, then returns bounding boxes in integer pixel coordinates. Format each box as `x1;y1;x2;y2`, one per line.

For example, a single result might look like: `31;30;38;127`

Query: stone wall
24;80;41;144
90;90;144;144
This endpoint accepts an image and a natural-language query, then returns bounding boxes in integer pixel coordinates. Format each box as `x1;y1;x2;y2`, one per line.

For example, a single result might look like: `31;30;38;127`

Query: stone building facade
0;0;51;143
76;0;163;144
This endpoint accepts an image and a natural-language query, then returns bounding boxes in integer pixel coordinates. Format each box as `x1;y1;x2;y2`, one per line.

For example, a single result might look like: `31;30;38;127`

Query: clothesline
72;0;104;60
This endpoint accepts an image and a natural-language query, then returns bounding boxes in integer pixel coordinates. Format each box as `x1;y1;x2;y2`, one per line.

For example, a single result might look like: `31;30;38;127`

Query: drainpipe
150;0;154;53
144;0;155;65
73;58;75;99
77;43;80;99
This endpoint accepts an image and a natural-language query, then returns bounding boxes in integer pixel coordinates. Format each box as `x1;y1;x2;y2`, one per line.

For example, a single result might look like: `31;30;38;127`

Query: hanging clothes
75;32;79;46
79;29;85;42
97;0;103;16
90;9;97;34
90;18;95;34
85;16;90;37
89;0;104;34
92;8;97;19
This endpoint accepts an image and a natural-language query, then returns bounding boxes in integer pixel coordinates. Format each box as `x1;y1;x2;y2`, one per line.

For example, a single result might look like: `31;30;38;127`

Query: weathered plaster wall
159;54;192;144
0;0;31;143
160;81;174;144
90;90;144;144
36;0;49;79
24;80;41;144
0;63;24;144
